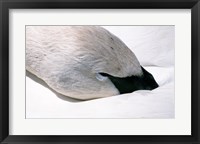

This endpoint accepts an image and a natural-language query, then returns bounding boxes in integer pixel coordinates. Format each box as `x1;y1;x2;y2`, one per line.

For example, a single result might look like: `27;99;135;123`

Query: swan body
26;26;158;100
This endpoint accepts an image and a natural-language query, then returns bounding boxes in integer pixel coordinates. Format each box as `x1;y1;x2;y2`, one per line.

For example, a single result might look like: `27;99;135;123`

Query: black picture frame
0;0;199;144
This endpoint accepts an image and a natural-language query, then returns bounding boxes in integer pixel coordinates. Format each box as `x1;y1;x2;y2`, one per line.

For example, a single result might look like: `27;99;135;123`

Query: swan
26;26;158;100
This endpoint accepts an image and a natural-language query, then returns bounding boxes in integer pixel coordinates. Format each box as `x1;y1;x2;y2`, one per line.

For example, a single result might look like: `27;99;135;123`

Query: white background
9;9;191;135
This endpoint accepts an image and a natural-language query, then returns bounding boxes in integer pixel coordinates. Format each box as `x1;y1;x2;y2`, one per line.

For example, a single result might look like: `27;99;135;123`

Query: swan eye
96;73;108;81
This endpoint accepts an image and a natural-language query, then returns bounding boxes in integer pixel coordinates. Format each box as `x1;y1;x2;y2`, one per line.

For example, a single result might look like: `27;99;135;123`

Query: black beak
100;66;159;94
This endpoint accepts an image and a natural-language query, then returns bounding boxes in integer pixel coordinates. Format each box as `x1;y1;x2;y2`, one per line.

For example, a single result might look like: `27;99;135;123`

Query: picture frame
0;0;199;144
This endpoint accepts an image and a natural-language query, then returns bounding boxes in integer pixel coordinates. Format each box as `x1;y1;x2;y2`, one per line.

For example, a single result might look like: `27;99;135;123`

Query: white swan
26;26;158;100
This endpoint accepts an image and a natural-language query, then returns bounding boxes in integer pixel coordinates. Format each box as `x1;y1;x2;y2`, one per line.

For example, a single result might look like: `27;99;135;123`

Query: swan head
50;26;159;99
27;26;159;100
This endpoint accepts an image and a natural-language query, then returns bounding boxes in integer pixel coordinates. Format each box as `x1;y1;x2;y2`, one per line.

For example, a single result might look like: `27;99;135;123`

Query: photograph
26;25;175;119
1;0;199;143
